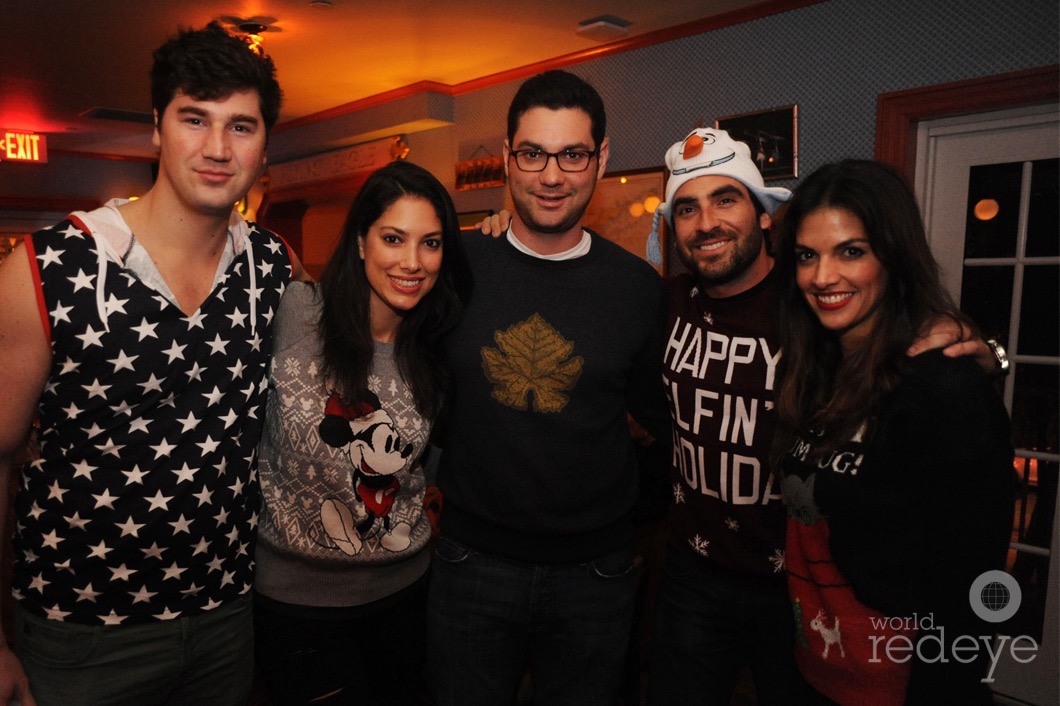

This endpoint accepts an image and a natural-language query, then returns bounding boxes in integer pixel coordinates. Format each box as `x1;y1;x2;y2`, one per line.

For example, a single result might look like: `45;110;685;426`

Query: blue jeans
648;549;804;706
427;536;636;706
15;594;253;706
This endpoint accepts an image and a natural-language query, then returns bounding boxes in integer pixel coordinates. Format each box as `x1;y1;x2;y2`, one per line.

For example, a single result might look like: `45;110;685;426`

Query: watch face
988;339;1010;372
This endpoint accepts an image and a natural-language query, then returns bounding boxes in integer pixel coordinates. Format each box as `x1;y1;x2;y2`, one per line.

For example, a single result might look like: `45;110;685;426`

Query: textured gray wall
412;0;1059;214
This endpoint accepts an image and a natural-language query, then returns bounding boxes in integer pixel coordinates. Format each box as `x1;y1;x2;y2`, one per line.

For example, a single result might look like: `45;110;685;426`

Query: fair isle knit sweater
255;283;433;607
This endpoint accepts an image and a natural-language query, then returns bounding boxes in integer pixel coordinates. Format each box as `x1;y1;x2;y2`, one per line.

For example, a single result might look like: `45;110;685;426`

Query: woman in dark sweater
772;160;1014;705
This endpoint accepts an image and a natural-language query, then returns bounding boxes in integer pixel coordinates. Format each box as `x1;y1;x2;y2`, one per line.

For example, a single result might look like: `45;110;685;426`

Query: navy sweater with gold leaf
437;231;668;563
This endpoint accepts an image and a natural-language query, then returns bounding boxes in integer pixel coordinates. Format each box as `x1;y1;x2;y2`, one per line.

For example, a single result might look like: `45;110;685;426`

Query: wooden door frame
875;65;1059;182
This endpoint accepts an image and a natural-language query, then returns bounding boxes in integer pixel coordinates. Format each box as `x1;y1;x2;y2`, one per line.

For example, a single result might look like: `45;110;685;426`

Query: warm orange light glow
643;195;661;213
620;176;627;184
628;202;645;218
974;198;1000;221
245;34;265;56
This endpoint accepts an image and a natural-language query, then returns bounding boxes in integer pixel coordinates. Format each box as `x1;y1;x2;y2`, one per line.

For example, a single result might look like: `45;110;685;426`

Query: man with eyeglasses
427;69;669;705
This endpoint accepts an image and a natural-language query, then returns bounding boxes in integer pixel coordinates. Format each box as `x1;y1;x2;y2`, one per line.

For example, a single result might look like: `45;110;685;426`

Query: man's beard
681;224;765;286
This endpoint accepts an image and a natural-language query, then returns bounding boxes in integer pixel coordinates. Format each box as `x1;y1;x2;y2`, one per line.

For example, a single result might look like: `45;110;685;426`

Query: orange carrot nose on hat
646;128;791;265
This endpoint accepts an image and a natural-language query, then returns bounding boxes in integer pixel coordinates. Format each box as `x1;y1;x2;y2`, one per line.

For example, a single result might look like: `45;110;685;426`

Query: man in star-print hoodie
0;22;303;705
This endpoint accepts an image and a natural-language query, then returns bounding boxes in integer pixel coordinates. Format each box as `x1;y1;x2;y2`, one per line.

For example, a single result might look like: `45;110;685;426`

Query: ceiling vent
80;107;154;124
576;15;631;42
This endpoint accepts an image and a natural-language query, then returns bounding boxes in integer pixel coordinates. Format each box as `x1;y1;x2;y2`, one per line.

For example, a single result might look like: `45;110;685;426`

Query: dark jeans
16;594;253;706
648;548;804;706
426;536;636;706
253;575;429;706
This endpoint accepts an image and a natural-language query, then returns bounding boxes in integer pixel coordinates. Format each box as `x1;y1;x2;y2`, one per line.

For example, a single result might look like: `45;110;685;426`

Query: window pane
1011;363;1058;455
1027;158;1059;257
960;266;1013;341
1017;265;1060;356
965;162;1022;259
1007;363;1058;643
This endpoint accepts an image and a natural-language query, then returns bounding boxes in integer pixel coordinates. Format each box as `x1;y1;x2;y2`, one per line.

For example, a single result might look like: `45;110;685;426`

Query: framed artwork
458;210;493;232
455;156;506;191
715;104;798;180
583;167;667;275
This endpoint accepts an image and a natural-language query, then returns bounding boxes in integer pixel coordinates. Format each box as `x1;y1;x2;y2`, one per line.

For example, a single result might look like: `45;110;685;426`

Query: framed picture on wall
583;167;667;275
715;104;798;181
458;210;494;232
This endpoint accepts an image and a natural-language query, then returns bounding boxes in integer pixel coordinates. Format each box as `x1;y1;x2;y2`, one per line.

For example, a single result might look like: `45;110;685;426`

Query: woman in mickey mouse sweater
253;161;470;705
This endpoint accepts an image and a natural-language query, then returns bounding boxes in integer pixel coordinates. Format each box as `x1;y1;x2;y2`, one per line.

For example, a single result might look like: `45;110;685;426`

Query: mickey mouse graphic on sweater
316;389;415;555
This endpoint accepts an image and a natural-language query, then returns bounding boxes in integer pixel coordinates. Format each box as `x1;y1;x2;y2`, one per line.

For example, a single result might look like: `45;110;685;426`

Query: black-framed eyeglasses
509;148;599;173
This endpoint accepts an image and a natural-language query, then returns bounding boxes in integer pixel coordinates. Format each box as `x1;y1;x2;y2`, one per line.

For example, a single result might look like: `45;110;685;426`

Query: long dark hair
317;160;471;416
773;159;966;457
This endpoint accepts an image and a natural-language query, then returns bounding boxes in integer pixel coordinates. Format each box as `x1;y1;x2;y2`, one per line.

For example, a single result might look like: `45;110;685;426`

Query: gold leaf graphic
481;313;583;412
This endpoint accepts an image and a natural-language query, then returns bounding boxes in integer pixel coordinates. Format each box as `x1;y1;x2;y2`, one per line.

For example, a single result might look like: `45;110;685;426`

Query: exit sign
0;130;48;163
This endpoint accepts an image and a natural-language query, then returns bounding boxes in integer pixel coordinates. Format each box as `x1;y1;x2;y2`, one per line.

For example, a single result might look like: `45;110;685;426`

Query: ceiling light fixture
576;15;631;42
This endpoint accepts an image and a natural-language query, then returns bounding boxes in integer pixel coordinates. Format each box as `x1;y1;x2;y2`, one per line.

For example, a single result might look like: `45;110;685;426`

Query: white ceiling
2;0;768;159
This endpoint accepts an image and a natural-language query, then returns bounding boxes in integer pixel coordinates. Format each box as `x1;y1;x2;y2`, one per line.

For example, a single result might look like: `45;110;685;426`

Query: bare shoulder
0;242;51;456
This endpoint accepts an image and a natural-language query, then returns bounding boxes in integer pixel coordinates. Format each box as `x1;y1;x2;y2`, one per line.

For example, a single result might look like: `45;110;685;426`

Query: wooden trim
0;196;100;213
273;0;826;133
875;65;1060;181
272;81;454;134
263;173;374;206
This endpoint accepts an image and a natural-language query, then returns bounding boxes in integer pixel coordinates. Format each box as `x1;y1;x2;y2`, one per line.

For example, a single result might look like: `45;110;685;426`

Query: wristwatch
986;339;1010;377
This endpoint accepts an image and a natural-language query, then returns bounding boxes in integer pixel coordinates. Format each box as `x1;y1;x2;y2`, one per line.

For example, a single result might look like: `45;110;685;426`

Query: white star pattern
145;490;173;512
52;301;73;324
37;246;64;268
16;220;287;625
185;311;207;330
172;463;198;484
102;610;127;625
162;563;187;581
116;517;145;538
45;605;72;621
74;583;103;603
128;417;152;434
109;350;138;372
128;586;157;604
129;319;159;341
206;334;230;356
67;269;94;292
176;412;201;433
226;309;248;328
76;325;106;349
92;488;118;510
71;460;97;480
104;294;129;316
66;512;91;531
141;542;165;561
151;439;177;459
109;564;136;582
122;466;148;485
162;341;187;362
